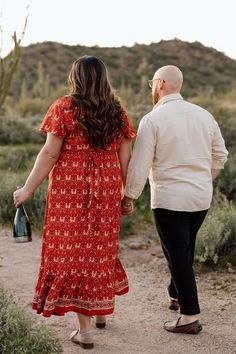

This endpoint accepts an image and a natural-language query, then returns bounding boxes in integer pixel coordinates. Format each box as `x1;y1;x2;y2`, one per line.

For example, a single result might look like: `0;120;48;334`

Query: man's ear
159;79;165;89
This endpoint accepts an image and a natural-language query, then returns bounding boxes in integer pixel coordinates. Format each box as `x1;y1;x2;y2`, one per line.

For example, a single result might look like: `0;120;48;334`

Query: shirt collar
153;93;183;110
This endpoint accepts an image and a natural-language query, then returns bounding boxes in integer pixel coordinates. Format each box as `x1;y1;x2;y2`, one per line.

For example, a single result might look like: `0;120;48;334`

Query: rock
215;285;223;290
128;240;149;250
227;267;235;274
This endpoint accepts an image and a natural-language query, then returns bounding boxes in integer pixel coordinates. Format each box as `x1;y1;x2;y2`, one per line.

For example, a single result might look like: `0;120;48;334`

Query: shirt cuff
124;188;139;200
211;160;226;169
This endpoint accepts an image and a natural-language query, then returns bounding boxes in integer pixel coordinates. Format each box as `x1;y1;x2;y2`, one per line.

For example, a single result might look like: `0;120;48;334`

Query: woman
13;56;135;350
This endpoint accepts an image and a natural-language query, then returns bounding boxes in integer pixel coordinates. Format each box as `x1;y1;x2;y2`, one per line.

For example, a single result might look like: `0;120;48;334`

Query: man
122;65;228;334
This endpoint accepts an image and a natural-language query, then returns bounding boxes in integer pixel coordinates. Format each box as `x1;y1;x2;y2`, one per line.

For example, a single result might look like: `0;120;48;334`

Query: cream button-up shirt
125;93;228;211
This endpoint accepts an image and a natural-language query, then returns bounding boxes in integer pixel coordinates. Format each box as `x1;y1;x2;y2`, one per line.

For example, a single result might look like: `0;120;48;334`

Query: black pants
153;208;208;315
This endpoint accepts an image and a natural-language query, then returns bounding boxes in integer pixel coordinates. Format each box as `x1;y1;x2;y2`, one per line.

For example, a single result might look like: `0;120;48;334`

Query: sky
0;0;236;59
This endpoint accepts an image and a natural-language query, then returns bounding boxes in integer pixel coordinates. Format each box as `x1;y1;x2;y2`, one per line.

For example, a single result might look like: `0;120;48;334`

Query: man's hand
121;196;134;215
211;169;221;180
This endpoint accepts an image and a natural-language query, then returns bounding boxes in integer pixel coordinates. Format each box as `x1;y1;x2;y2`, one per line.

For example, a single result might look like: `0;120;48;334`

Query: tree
0;15;28;111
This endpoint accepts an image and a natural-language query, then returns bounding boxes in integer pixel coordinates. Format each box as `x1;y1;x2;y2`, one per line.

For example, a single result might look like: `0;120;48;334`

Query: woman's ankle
96;315;106;322
77;313;92;332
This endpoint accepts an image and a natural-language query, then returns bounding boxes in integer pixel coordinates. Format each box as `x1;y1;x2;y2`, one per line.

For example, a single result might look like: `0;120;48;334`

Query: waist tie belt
86;151;102;208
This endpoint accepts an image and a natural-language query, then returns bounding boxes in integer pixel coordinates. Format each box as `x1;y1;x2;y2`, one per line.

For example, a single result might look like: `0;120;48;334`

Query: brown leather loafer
169;299;179;311
164;317;202;334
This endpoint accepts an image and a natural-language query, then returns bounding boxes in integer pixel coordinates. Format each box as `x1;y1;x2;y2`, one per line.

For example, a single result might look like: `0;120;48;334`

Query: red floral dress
32;96;135;317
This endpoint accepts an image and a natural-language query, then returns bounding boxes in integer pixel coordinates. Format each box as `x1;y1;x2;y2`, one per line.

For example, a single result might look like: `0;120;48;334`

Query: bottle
13;205;32;242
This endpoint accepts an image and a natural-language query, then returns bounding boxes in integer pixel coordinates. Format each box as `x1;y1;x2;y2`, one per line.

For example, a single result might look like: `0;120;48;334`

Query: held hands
121;196;134;216
13;187;33;208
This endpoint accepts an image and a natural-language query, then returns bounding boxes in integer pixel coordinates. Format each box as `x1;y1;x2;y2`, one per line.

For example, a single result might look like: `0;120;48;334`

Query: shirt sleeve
211;120;228;169
125;116;156;199
40;97;67;139
121;110;136;140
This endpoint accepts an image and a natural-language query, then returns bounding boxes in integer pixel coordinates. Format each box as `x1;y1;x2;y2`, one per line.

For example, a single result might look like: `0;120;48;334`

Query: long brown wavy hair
68;56;126;148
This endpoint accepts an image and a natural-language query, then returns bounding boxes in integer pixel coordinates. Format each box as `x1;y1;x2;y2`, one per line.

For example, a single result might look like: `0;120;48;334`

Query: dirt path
0;226;236;354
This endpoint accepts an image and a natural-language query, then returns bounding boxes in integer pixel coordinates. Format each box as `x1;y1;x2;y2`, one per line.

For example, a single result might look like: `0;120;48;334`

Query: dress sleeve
39;97;67;139
121;110;136;139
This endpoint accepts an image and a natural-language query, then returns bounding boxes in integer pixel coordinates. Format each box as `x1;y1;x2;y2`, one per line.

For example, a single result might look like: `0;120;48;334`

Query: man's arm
122;115;156;213
211;120;228;178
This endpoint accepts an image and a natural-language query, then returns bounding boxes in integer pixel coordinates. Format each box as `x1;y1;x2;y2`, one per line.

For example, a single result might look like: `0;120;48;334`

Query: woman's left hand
13;187;32;208
121;197;134;216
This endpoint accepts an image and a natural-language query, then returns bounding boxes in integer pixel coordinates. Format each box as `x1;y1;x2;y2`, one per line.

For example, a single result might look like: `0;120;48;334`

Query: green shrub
213;107;236;152
215;152;236;202
134;183;152;223
0;145;41;171
120;183;152;237
0;165;151;237
0;288;62;354
15;97;51;117
190;95;236;152
0;144;46;230
195;191;236;265
0;170;47;230
120;215;135;237
0;116;44;145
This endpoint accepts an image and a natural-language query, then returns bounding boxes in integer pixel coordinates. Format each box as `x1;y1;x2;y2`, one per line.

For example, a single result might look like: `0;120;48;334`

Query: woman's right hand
13;187;33;208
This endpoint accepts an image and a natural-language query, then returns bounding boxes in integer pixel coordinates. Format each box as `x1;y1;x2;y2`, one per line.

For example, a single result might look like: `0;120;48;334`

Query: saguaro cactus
0;16;27;110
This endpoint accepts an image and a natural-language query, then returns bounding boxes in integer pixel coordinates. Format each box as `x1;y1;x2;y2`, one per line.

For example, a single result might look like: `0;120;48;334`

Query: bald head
154;65;183;93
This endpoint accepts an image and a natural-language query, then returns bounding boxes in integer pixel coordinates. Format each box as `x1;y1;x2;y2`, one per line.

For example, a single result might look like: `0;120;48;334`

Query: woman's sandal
70;329;94;349
95;315;106;329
